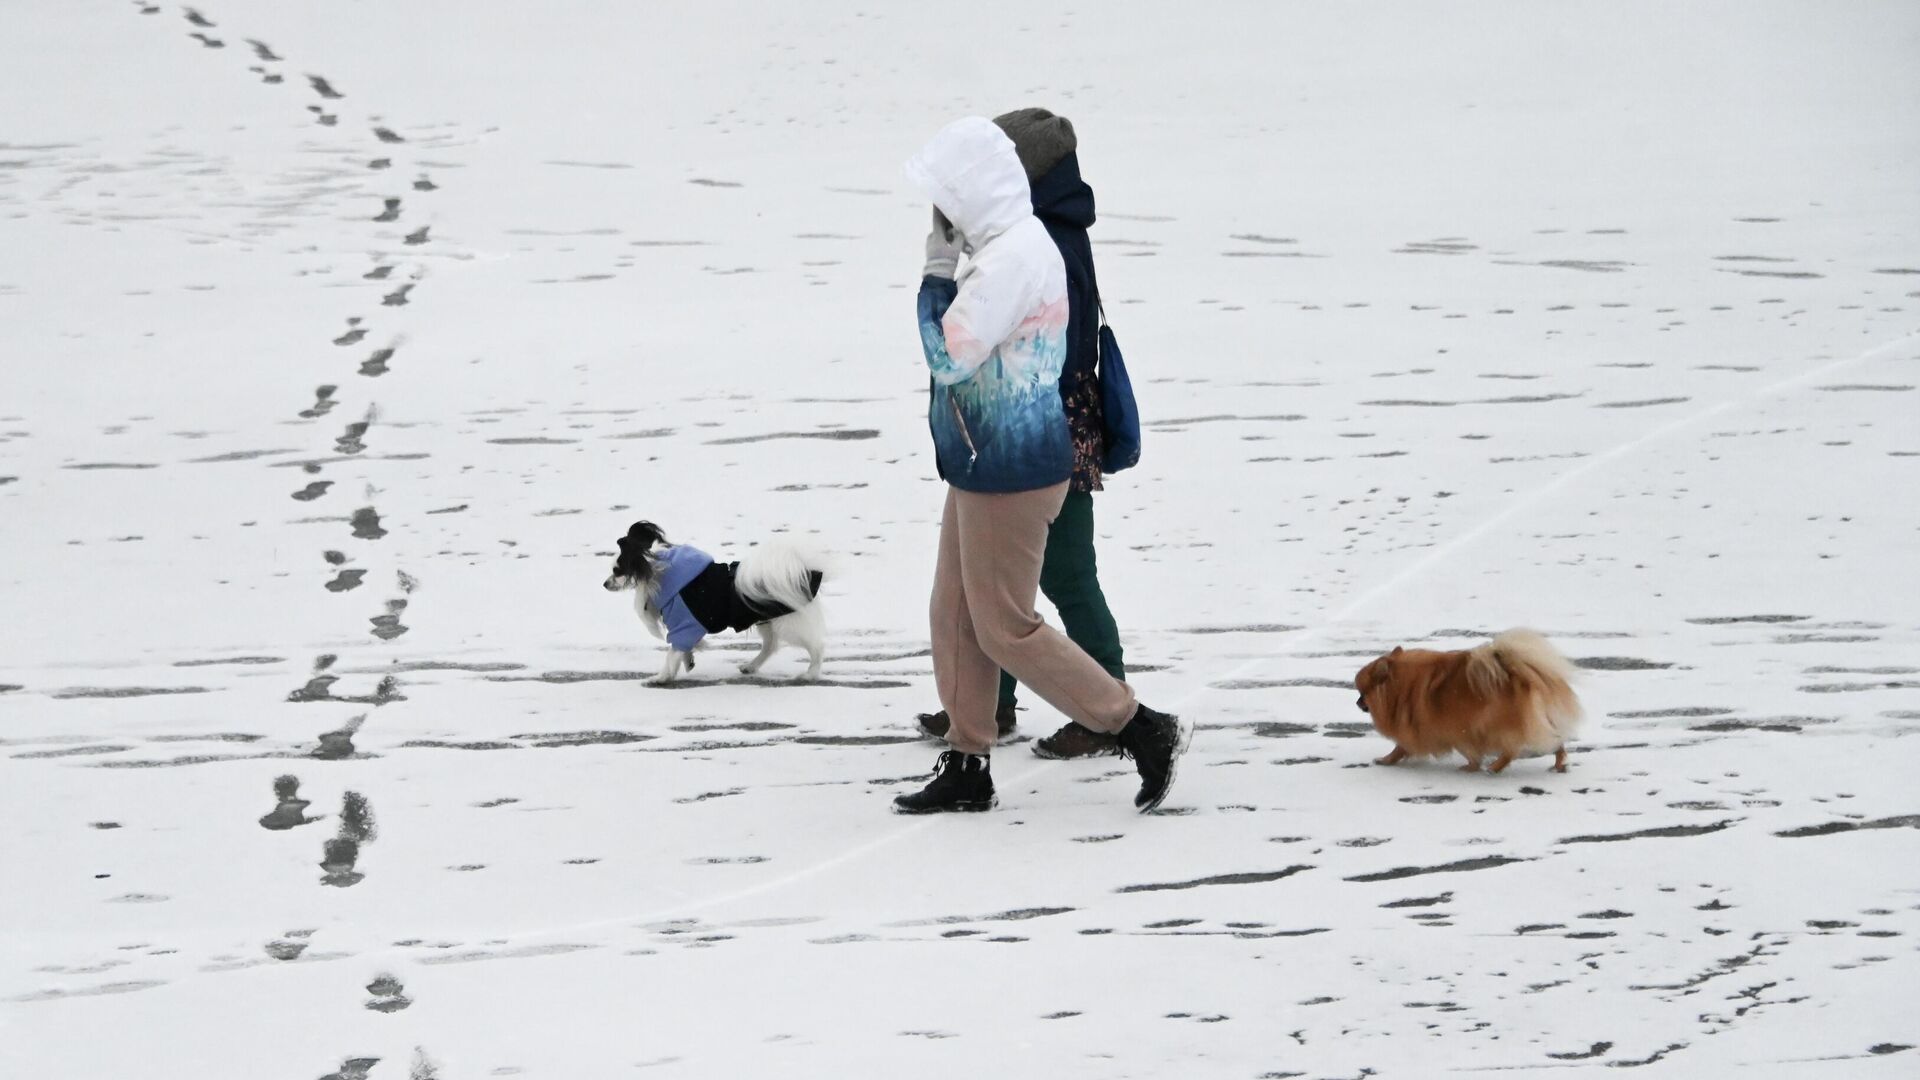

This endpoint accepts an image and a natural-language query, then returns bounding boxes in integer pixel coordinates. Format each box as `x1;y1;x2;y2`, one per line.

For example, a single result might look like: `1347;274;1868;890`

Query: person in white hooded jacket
893;116;1192;815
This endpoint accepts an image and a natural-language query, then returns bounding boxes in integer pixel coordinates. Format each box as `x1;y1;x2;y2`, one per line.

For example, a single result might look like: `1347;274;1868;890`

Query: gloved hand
923;208;960;279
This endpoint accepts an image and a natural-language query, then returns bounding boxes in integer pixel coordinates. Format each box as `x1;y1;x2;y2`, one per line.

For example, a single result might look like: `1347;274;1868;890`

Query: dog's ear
1389;646;1404;660
1357;655;1391;692
624;521;666;550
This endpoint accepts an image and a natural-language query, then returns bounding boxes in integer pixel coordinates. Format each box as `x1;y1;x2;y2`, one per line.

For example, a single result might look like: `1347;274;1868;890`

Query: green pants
999;489;1126;708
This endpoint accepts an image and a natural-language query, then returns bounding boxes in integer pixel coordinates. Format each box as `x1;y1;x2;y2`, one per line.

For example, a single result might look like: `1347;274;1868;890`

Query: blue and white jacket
905;118;1074;494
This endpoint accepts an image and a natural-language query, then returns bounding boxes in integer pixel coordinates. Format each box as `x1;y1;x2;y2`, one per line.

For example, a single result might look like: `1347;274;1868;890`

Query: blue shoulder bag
1094;297;1141;474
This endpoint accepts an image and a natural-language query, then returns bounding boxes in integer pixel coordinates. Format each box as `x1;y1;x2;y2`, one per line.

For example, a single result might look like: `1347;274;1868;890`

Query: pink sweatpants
930;482;1138;754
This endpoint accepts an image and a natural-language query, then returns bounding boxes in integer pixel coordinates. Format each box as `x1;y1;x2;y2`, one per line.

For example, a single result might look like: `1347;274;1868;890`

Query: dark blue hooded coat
1028;152;1106;489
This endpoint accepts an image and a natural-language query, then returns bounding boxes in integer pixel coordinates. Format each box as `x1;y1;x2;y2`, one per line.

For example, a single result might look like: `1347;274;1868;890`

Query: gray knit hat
992;108;1077;182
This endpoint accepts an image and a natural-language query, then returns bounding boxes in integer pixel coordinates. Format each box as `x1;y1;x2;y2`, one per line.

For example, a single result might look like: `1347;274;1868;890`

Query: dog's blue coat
651;544;716;651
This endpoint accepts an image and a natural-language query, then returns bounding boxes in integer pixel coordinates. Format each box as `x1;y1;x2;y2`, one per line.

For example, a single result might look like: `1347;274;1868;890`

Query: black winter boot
1115;704;1193;813
914;703;1017;741
892;751;996;814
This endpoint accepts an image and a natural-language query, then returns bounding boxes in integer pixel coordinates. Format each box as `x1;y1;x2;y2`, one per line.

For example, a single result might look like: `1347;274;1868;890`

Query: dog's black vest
678;562;824;636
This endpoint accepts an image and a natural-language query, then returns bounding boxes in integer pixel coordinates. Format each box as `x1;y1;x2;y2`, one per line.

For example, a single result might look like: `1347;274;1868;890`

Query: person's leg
929;487;1001;756
955;483;1137;734
1039;490;1126;680
948;486;1190;814
897;488;999;814
918;487;1015;740
1027;488;1129;757
1002;491;1123;702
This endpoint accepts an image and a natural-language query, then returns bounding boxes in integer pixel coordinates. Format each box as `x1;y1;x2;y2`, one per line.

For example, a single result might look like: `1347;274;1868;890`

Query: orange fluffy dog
1354;629;1583;773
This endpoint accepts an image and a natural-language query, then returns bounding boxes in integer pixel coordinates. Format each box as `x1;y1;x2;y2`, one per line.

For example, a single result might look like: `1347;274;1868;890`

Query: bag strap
1062;237;1109;329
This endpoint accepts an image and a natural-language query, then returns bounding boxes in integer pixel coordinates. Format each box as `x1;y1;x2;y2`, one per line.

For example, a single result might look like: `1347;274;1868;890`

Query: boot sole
1135;715;1195;814
891;795;998;815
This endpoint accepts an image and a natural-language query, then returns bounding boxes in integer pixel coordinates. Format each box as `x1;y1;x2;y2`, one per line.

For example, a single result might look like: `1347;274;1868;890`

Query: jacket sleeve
662;596;706;652
918;258;1032;386
917;276;974;385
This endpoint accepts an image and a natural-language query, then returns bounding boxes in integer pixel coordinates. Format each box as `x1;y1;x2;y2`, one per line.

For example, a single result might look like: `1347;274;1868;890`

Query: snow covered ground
4;2;1918;1076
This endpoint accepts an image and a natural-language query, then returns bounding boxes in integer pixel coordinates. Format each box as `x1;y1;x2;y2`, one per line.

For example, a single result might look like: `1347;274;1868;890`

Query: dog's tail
1478;628;1584;747
735;539;828;614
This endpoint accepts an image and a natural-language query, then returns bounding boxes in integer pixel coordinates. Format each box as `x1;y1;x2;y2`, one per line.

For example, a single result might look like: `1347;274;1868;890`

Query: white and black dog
602;521;827;684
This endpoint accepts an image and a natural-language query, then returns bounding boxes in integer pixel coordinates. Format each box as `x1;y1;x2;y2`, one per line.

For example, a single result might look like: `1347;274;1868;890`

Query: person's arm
916;224;1029;386
918;276;972;385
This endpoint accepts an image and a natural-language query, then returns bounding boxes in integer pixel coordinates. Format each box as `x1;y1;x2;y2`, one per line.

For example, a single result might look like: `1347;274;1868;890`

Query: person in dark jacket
914;108;1128;760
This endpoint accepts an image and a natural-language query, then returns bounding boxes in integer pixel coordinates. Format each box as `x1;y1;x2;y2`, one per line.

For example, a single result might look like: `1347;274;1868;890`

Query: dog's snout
603;576;621;592
1356;694;1369;713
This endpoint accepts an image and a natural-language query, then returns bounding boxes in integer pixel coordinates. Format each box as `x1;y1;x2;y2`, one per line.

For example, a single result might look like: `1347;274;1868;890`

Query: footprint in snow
349;507;386;540
334;416;370;455
370;598;408;640
320;792;376;887
365;973;411;1012
298;385;338;419
313;715;363;760
264;930;314;961
319;1059;379;1080
259;775;317;830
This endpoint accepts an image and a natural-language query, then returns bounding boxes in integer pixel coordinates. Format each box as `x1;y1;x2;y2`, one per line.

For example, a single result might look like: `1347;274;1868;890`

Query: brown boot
915;703;1017;741
1031;720;1121;760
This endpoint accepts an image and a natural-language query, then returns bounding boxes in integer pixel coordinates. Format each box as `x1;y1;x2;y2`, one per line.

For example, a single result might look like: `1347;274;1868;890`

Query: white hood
903;116;1032;248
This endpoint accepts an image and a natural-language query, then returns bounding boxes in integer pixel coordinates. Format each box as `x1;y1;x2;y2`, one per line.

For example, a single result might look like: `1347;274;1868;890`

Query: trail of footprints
140;3;440;1069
